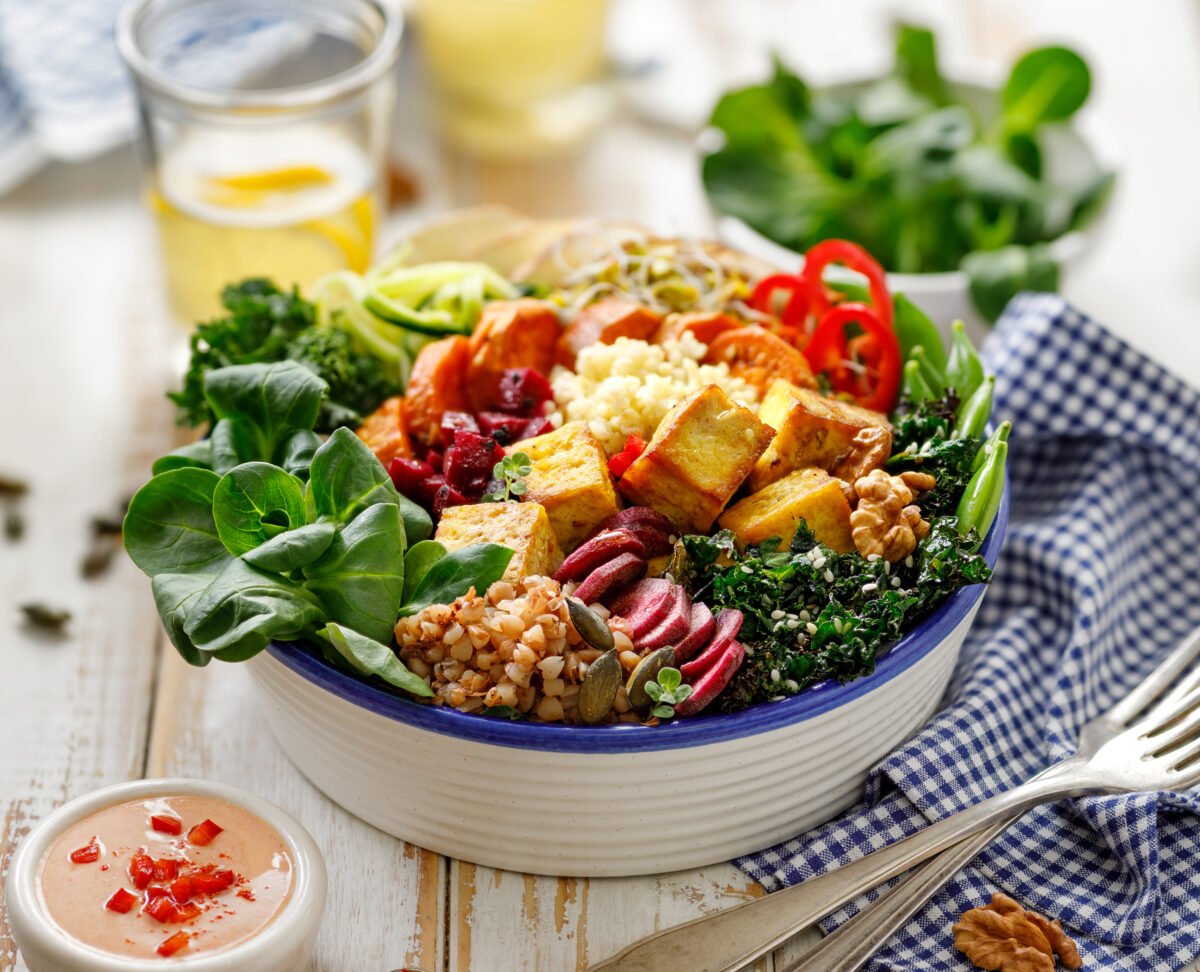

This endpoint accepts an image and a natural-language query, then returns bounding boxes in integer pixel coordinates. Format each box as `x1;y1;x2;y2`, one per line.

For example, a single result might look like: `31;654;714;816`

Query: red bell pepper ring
800;239;894;329
607;434;647;479
748;273;815;332
803;303;902;413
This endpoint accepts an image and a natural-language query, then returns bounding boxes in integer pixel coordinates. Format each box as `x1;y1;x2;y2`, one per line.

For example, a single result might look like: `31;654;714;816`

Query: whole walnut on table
954;892;1083;971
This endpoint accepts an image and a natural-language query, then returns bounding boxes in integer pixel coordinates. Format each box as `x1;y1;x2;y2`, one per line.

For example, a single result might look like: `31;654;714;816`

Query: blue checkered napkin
735;293;1200;971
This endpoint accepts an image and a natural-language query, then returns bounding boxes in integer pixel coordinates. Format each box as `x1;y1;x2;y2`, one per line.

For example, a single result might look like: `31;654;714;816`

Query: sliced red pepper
153;858;179;882
800;239;894;329
157;931;190;957
803;303;902;413
129;851;155;889
191;869;235;895
186;819;223;847
150;814;182;836
748;273;815;334
170;875;196;904
105;887;138;914
607;434;647;479
144;894;178;924
68;836;101;864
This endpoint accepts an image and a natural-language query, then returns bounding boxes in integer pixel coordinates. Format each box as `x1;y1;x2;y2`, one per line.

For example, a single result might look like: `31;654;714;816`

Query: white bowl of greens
704;24;1120;331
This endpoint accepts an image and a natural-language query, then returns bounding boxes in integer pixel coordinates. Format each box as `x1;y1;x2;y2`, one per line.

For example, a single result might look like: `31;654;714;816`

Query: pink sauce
38;795;293;960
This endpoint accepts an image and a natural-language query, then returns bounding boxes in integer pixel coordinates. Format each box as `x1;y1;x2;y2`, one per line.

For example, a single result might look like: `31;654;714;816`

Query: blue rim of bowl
266;477;1009;754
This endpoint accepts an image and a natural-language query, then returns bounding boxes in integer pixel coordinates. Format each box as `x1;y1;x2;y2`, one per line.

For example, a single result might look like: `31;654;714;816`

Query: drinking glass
118;0;402;321
416;0;612;159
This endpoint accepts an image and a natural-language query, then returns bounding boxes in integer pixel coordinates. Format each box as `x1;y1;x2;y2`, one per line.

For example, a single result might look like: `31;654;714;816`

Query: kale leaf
676;518;989;713
887;392;979;517
170;279;398;433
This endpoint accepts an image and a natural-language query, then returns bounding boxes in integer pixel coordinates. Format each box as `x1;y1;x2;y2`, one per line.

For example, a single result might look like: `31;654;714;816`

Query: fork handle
585;762;1103;972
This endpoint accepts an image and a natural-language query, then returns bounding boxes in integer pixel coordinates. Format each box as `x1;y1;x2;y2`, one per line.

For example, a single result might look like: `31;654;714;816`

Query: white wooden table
2;2;1198;970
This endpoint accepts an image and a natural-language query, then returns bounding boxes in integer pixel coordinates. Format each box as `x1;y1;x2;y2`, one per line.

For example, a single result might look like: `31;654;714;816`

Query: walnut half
849;468;932;562
953;893;1083;972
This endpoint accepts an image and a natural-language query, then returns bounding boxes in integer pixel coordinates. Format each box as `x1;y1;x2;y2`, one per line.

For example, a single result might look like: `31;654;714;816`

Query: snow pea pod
893;294;947;372
945;320;985;400
972;419;1011;473
902;358;936;404
911;345;946;396
957;439;1007;539
955;375;995;440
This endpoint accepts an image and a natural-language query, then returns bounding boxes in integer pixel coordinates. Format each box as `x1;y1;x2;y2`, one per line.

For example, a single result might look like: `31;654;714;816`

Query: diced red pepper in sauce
157;931;190;958
105;888;138;914
150;814;182;836
153;858;179;882
169;875;196;904
192;869;235;895
129;852;155;889
173;902;202;923
144;895;178;924
186;819;223;847
68;837;101;864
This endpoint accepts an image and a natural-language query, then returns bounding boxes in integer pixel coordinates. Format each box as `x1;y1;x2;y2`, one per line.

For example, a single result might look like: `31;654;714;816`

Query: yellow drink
153;127;377;322
417;0;612;158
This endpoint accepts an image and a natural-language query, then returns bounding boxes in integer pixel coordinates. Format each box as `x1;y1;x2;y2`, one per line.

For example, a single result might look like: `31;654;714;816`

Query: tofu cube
619;384;774;534
750;380;892;492
511;421;622;553
718;468;855;553
434;502;563;581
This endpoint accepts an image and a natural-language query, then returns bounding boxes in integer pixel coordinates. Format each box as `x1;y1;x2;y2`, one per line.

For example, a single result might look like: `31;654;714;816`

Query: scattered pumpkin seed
577;648;621;724
21;603;71;632
81;540;117;579
0;474;29;498
626;646;677;712
4;508;23;542
566;597;614;652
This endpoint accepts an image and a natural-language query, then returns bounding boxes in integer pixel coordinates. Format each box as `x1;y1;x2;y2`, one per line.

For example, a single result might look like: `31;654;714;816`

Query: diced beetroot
444;430;504;498
673;602;716;663
157;931;190;957
477;411;530;446
519;416;554;439
440;410;479;444
635;585;691;651
389;457;435;499
186;819;223;847
555;529;647;583
105;888;138;914
609;578;671;617
674;641;746;718
495;368;554;417
572;553;648;604
680;609;744;680
432;483;468;517
129;851;155;889
425;448;444;473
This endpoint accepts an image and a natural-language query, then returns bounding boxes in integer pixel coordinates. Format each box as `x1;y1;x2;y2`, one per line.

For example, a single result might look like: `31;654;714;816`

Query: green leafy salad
702;23;1114;319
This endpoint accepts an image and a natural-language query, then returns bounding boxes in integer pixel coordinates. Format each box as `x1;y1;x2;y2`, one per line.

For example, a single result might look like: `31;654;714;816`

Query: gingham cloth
736;293;1200;971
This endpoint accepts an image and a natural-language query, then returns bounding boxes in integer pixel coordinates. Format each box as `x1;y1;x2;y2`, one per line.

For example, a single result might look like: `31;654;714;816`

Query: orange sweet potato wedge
467;299;561;411
702;325;817;395
406;335;472;446
356;395;414;466
655;311;740;346
556;296;661;368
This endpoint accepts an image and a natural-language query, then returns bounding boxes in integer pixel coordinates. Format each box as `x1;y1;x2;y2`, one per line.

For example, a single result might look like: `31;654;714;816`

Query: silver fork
586;625;1200;972
783;624;1200;972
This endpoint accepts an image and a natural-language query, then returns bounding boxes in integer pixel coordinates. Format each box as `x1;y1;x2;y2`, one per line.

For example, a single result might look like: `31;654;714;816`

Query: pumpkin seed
578;649;621;724
626;646;677;712
21;603;71;633
566;597;614;652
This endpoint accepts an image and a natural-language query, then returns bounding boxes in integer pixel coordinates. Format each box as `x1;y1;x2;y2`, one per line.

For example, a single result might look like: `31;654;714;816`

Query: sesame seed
799;610;811;622
806;622;818;635
883;561;891;575
862;582;878;593
770;609;785;621
784;679;800;692
770;669;781;683
824;569;835;583
867;553;881;562
770;695;786;703
741;564;754;574
813;556;827;569
905;555;914;568
891;576;902;587
786;619;801;629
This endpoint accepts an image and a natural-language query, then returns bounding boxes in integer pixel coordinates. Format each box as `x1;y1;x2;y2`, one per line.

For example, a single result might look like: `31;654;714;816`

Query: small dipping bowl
5;779;326;972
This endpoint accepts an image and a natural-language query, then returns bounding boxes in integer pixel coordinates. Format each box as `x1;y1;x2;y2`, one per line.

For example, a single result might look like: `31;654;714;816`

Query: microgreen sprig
483;452;532;503
644;666;693;720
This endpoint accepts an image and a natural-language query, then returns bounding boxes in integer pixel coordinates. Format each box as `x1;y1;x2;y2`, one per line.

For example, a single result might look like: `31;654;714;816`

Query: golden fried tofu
618;384;774;534
750;380;891;492
434;502;563;581
511;421;621;553
718;468;855;553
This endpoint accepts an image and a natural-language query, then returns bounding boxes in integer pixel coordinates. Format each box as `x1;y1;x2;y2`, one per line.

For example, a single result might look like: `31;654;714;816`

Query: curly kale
887;392;980;517
676;519;990;713
170;279;398;433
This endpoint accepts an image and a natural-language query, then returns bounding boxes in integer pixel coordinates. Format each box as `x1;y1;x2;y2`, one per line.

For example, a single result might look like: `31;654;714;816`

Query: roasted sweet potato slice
655;312;740;347
467;299;562;411
557;296;662;368
406;336;471;446
356;395;414;466
702;325;817;395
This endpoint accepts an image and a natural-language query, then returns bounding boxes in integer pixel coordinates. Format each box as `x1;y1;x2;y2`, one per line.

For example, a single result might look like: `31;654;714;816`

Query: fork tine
1166;735;1200;775
1147;705;1200;757
1108;625;1200;727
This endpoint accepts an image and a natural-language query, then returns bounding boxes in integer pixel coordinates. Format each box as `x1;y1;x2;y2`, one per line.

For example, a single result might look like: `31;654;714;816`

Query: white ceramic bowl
248;488;1009;877
5;779;326;972
710;68;1121;340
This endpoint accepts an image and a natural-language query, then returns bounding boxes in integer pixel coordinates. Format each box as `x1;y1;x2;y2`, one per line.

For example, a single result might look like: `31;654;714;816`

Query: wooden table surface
2;2;1198;970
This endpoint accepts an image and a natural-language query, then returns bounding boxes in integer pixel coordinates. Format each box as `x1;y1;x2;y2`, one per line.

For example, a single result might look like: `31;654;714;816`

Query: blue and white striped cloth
0;0;133;193
736;294;1200;971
